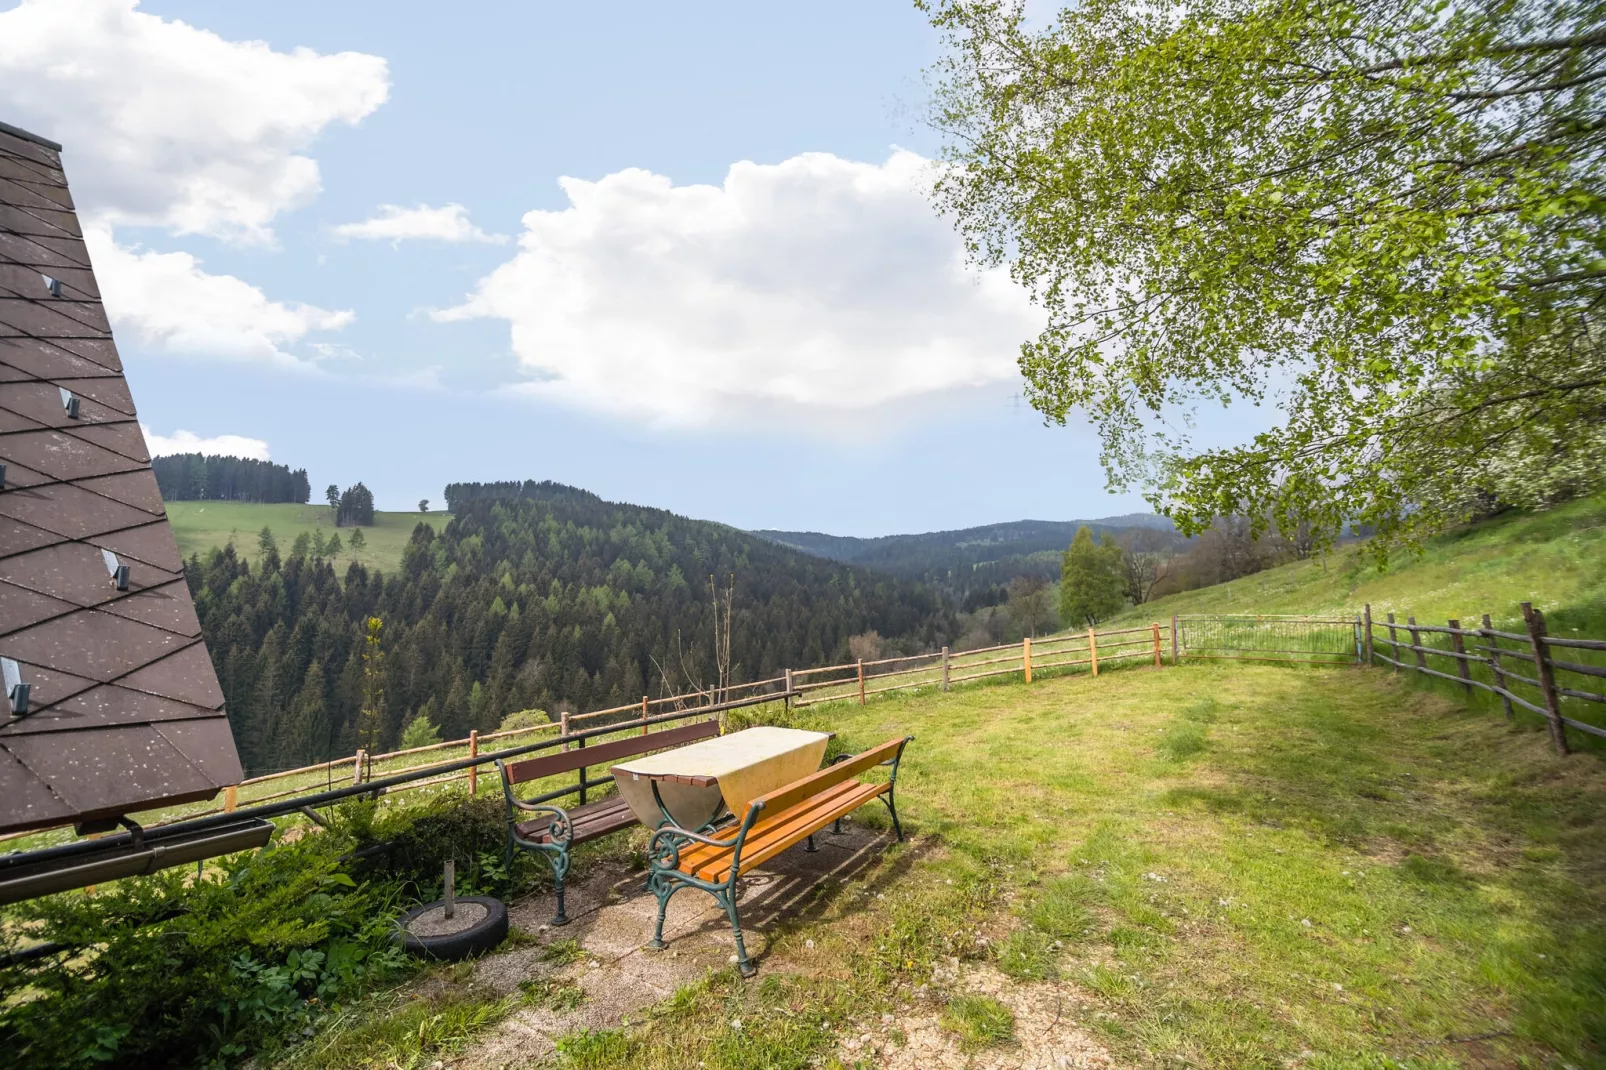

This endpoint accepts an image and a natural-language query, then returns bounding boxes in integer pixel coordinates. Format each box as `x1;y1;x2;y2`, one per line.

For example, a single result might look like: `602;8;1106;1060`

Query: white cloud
0;0;389;244
141;424;270;461
435;150;1042;428
87;226;352;368
333;203;507;245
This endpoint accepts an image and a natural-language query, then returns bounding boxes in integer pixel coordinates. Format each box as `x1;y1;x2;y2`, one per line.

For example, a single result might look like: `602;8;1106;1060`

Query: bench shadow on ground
456;821;935;1068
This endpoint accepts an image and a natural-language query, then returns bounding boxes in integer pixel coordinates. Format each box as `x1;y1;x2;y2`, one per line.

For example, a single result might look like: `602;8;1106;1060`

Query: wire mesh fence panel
1177;615;1358;664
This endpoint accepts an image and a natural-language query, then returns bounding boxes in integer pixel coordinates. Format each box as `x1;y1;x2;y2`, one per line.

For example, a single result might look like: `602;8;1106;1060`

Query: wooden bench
644;734;913;976
496;718;720;925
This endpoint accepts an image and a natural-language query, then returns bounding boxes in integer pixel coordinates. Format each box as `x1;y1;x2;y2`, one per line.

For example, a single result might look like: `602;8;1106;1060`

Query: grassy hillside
1111;492;1606;633
165;502;450;575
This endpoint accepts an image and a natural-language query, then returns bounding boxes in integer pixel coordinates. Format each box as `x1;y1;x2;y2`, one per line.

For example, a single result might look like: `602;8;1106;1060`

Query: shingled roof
0;120;242;836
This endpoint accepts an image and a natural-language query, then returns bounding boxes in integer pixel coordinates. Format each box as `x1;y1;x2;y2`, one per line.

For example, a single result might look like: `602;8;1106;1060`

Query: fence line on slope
5;603;1599;852
1362;601;1606;755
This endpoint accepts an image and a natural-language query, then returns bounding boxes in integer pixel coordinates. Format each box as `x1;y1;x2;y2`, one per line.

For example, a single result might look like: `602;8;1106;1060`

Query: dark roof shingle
0;120;242;836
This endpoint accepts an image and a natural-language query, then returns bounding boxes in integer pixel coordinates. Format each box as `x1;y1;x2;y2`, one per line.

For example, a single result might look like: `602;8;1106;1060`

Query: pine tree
1059;526;1125;627
400;711;442;750
355;617;385;752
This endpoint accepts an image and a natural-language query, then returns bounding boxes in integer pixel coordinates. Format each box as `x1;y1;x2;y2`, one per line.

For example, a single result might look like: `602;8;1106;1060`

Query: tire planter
395;895;508;961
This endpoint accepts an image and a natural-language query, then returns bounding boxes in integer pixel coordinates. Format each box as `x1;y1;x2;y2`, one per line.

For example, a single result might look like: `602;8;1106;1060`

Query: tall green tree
925;0;1606;556
1059;526;1125;626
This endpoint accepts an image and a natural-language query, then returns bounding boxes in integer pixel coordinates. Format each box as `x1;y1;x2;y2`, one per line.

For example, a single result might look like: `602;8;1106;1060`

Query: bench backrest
751;735;911;815
501;718;720;787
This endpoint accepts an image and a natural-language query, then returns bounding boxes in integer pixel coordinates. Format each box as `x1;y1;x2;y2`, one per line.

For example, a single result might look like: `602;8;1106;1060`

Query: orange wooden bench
644;734;913;975
495;718;720;926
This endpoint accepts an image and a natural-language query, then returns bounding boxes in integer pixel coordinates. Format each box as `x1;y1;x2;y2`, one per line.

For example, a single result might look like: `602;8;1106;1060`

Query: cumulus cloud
87;226;352;368
333;203;507;245
0;0;390;243
434;150;1042;427
140;425;270;461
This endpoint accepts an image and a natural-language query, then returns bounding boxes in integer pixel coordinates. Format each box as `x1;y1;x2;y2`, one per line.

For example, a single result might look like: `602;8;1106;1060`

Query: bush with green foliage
0;794;537;1069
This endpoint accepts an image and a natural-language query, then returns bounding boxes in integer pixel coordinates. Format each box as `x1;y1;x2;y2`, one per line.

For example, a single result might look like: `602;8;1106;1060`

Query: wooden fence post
468;730;479;795
352;749;366;785
784;668;794;709
1151;622;1162;667
1363;604;1373;664
1447;620;1473;697
1386;612;1399;671
1407;616;1427;672
642;695;650;735
223;785;238;813
940;646;950;692
1088;627;1099;677
1170;616;1180;664
1522;601;1570;755
857;659;866;706
1023;637;1032;684
1482;613;1514;721
560;711;570;750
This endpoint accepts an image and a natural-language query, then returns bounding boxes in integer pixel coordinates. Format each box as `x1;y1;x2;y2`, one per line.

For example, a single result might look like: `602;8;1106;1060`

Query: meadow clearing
281;658;1606;1069
164;501;451;574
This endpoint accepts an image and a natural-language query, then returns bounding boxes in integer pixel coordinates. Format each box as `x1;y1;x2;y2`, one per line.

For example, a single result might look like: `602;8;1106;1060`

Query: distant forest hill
754;516;1181;607
192;481;952;775
154;453;311;504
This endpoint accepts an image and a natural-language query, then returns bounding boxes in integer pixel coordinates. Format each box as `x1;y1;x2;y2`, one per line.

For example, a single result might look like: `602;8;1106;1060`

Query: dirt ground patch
841;963;1122;1070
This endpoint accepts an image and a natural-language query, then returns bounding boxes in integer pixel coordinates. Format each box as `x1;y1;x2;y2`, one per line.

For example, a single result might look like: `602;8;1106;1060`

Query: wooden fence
7;603;1597;853
1363;601;1606;754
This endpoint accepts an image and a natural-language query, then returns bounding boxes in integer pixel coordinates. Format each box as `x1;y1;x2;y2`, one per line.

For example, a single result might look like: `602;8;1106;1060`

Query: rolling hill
165;501;450;576
754;514;1178;602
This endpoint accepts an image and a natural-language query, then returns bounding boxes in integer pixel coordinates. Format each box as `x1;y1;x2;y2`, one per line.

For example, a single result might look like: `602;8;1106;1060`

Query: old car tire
396;895;508;961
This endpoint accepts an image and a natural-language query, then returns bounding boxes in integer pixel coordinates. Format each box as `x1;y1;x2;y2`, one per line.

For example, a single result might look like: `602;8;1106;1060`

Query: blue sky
2;1;1263;534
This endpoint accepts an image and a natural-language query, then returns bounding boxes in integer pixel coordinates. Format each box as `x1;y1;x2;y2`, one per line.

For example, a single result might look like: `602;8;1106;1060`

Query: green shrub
0;832;407;1069
0;793;531;1069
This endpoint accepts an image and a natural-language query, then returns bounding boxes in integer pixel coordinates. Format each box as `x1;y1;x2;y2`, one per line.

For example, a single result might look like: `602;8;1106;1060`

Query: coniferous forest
190;484;953;774
153;453;311;503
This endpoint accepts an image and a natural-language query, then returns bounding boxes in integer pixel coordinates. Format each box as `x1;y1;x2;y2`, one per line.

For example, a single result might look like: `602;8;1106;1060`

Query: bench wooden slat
678;779;888;883
503;718;719;785
676;779;865;877
514;795;634;845
750;736;904;817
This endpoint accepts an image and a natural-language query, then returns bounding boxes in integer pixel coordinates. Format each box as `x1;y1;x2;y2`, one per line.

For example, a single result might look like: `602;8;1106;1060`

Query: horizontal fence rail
1363;601;1605;755
6;600;1599;864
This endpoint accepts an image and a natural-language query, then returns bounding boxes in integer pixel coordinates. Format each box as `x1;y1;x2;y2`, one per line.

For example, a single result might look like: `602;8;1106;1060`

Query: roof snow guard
0;121;242;837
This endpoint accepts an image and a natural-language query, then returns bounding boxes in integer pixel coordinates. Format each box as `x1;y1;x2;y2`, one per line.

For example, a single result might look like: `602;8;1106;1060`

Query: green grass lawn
1111;492;1606;633
164;502;451;575
293;661;1606;1069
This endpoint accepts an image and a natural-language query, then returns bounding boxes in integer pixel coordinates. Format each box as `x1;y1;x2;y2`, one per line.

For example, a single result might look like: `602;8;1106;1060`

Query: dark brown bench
496;717;720;925
644;734;913;975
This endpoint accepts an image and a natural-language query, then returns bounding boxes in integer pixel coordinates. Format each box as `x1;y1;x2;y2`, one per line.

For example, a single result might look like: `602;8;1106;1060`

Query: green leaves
926;0;1606;551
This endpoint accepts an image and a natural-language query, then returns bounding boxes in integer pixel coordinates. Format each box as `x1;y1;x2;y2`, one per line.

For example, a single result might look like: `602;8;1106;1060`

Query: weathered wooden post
1522;602;1570;755
1363;604;1374;665
1447;620;1473;697
559;711;570;750
1406;616;1427;674
223;785;238;813
1088;627;1099;677
1170;615;1180;664
784;668;794;709
352;749;366;785
857;659;866;706
468;730;479;795
1151;622;1162;667
1023;637;1032;684
940;646;950;692
642;695;650;736
1482;613;1515;721
443;860;456;920
1386;612;1399;671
